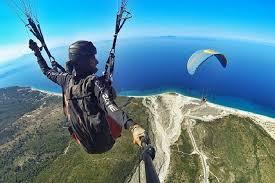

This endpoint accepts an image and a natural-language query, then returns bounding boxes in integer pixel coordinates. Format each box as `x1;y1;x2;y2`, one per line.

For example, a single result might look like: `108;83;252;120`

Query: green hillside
166;115;275;183
2;87;275;183
0;87;149;183
33;97;150;183
0;86;46;145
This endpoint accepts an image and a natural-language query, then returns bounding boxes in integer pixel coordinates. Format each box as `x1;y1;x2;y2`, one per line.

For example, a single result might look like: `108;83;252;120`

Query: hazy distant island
0;86;275;183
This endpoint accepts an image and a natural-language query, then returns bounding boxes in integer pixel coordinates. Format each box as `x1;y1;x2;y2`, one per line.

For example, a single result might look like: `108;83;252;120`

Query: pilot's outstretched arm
29;40;70;87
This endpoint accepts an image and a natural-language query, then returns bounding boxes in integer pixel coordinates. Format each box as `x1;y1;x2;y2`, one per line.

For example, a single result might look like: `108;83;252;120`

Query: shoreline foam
149;93;275;139
33;88;275;139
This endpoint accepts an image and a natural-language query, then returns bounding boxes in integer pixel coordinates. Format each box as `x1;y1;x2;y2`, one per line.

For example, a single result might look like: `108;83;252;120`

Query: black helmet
69;40;97;61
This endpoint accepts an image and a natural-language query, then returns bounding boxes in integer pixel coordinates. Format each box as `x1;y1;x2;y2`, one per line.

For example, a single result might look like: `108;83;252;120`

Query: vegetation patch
194;115;275;183
166;128;202;183
0;88;149;183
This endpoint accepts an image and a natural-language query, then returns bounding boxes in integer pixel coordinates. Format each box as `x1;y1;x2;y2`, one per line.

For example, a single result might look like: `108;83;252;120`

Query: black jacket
35;53;134;153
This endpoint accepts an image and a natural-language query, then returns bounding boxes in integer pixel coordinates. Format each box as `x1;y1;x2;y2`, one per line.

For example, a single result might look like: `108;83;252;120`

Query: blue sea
0;37;275;118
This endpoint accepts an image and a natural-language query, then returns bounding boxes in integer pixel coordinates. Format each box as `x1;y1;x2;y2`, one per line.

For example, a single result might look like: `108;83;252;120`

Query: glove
51;61;58;68
130;124;146;147
29;39;40;54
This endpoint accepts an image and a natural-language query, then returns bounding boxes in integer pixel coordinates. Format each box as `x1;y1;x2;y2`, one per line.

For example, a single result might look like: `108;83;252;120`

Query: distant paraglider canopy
187;49;227;75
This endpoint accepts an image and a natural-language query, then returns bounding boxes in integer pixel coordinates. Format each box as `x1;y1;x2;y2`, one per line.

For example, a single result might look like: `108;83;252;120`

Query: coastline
142;92;275;140
31;87;62;97
33;87;275;124
119;89;275;119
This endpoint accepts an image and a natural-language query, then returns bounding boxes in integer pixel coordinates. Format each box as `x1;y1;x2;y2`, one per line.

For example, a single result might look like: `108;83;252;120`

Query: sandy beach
133;92;275;140
30;87;62;97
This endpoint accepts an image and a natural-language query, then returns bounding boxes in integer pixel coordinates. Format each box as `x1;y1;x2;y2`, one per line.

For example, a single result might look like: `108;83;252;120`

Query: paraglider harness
8;0;160;182
103;0;132;81
26;17;66;72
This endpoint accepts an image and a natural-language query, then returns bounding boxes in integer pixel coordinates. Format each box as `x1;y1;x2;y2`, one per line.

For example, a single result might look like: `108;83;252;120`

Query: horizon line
1;34;275;63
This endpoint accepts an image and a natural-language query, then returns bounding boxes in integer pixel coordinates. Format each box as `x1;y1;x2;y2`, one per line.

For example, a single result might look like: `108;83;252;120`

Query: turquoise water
119;87;275;118
0;37;274;118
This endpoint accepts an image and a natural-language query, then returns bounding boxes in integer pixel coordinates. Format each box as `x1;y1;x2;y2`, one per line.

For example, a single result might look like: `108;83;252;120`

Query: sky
0;0;275;62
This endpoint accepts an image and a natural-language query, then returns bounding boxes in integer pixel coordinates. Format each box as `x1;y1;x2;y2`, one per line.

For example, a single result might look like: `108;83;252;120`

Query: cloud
0;44;30;63
1;29;275;64
0;31;112;64
0;65;28;80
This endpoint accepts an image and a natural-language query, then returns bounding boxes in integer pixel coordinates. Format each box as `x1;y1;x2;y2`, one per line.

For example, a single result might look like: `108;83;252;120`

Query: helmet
69;40;97;61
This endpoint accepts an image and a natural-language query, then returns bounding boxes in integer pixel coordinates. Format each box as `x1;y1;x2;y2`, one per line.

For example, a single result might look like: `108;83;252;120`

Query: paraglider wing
187;49;227;75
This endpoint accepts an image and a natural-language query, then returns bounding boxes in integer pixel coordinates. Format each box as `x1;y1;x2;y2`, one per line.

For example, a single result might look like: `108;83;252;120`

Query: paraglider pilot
29;40;146;154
